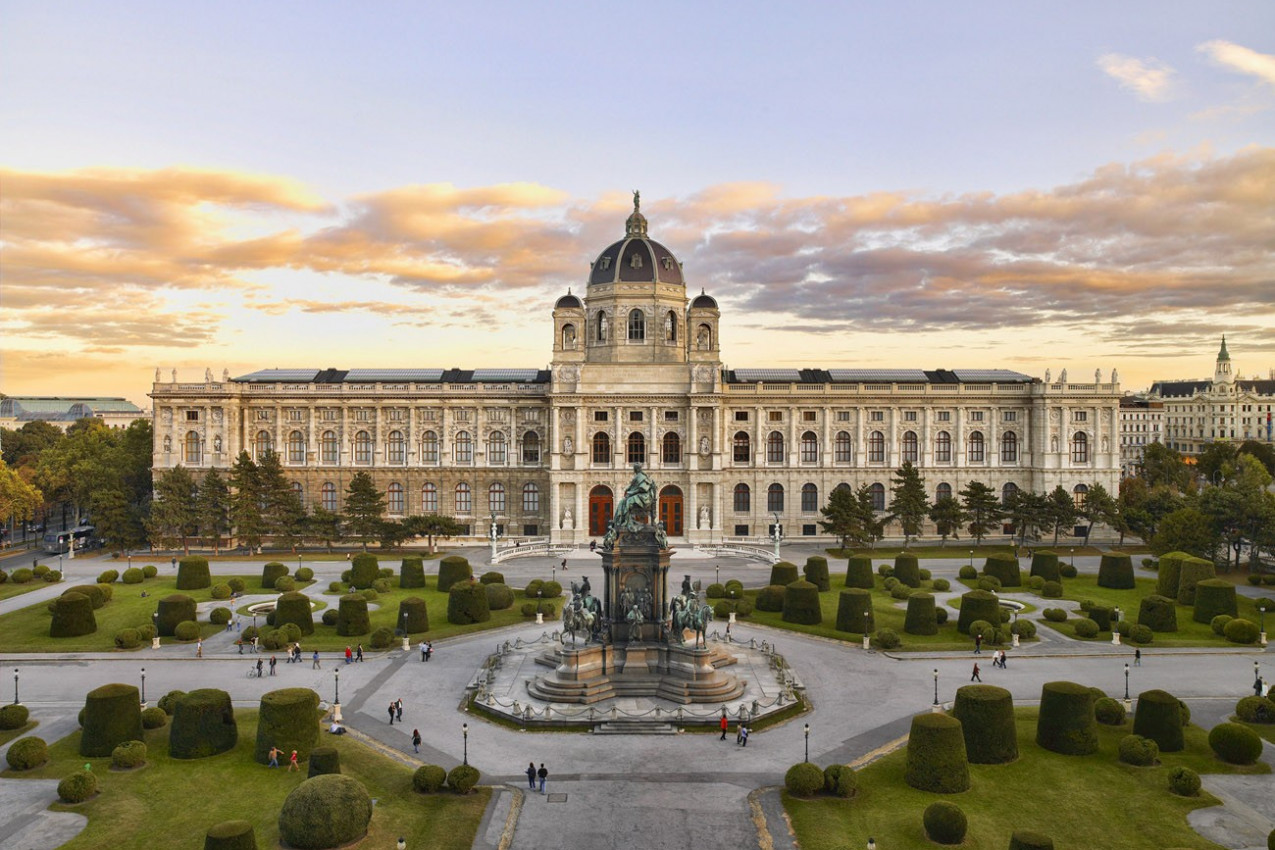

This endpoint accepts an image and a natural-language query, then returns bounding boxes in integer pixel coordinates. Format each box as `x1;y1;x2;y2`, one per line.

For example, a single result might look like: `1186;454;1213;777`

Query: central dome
588;192;684;286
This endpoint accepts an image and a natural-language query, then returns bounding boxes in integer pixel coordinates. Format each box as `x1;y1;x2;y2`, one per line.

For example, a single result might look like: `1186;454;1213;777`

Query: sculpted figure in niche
699;505;710;529
213;435;223;453
598;314;608;342
563;325;576;348
561;508;573;530
563;436;573;454
665;314;673;340
630;251;643;269
163;436;171;452
697;325;710;350
699;436;710;454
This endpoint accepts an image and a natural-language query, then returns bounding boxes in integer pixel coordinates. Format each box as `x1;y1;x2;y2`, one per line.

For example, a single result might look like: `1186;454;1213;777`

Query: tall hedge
1097;553;1135;590
170;689;237;759
769;562;800;586
398;597;430;633
904;593;939;636
437;556;472;593
957;590;1001;635
157;594;198;637
781;580;822;625
844;555;874;589
1138;594;1178;633
983;554;1022;588
835;589;873;633
400;556;426;589
204;820;257;850
904;713;970;793
336;595;370;636
756;585;785;612
349;554;379;590
1132;689;1185;752
63;584;107;609
894;553;921;588
1192;579;1237;624
50;592;97;638
1029;551;1060;583
308;746;341;778
176;556;211;590
953;685;1018;764
1088;606;1112;632
1035;681;1098;755
1176;556;1216;605
81;683;144;757
278;775;372;850
255;688;320;764
447;581;490;625
262;562;289;589
1156;551;1191;598
274;592;315;636
803;556;830;592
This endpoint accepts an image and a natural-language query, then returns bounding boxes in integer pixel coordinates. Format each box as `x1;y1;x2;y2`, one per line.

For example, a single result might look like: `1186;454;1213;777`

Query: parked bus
42;526;98;554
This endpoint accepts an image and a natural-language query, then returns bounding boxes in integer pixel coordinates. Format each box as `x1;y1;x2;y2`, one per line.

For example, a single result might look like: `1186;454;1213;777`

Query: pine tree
256;450;305;551
1002;488;1048;547
928;495;965;545
959;480;1001;544
229;451;266;553
888;461;928;545
819;485;864;550
148;465;198;554
196;467;231;554
344;471;386;549
402;513;465;554
1078;481;1118;544
1044;486;1078;544
307;505;344;552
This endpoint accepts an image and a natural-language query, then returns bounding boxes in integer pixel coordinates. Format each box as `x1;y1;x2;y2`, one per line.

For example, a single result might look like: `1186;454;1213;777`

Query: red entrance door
658;486;683;536
588;486;613;537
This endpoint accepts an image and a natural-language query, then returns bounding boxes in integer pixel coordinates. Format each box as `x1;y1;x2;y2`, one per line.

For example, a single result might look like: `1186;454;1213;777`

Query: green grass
1233;718;1275;745
0;721;38;747
0;578;59;602
784;707;1263;850
1;710;487;850
825;544;1150;560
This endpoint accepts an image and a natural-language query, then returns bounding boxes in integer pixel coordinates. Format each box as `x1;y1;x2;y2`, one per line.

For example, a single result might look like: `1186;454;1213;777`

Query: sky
2;1;1274;408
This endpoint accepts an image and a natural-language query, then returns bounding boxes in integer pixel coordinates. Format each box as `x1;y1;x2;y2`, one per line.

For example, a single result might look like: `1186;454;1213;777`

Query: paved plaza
0;545;1272;850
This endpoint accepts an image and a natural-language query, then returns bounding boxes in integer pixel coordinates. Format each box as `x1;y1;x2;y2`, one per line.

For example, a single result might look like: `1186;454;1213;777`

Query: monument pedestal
528;642;744;705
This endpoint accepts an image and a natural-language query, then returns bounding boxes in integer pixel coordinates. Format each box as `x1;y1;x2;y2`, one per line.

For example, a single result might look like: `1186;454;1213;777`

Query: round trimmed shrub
1011;619;1037;638
1194;579;1237;624
1236;696;1275;724
336;595;371;636
1059;564;1078;579
261;561;289;589
953;684;1018;764
210;607;232;625
82;683;144;757
308;746;341;778
1041;580;1064;598
1209;722;1263;765
369;627;395;649
844;555;874;589
878;564;893;578
360;588;378;602
893;553;921;588
447;764;481;794
255;688;320;765
479;570;505;585
883;576;900;592
1211;614;1234;635
275;576;297;593
904;593;938;636
1133;689;1185;752
932;578;951;592
1073;618;1099;639
782;580;822;625
1177;556;1216;605
97;569;118;584
158;690;186;715
769;561;799;586
724;579;745;597
50;592;97;638
874;628;901;649
920;568;932;581
63;584;107;609
1036;681;1098;755
121;567;144;584
114;628;141;649
371;578;391;594
0;704;30;730
211;584;232;600
320;609;338;627
890;584;912;600
399;557;426;589
1027;575;1046;591
174;620;200;641
1095;697;1127;725
1029;551;1061;583
1009;831;1056;850
977;576;1002;592
1168;766;1201;796
349;554;379;589
784;762;824;797
176;556;211;590
1223;618;1260;644
6;736;48;770
958;564;977;580
957;590;1000;634
111;740;147;769
447;581;491;625
437;555;472;593
275;591;315;636
378;567;393;580
1118;733;1159;766
803;556;830;591
541;580;562;598
524;579;544;598
757;584;786;613
1097;553;1134;589
170;688;237;759
413;764;447;793
327;581;343;594
1088;606;1112;632
11;568;34;584
537;601;556;617
204;820;256;850
398;597;429;633
485;583;515;611
706;583;725;599
520;602;537;617
905;713;969;793
822;763;856;797
1129;624;1154;644
1138;594;1178;632
295;567;314;582
141;706;168;729
57;771;98;803
923;800;969;845
278;774;373;848
157;594;197;637
1043;608;1068;622
834;589;873;633
736;598;754;617
222;576;243;593
968;620;995;641
984;553;1022;587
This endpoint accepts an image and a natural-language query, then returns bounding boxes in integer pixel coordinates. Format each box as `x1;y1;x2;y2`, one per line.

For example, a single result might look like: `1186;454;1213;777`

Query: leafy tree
148;466;198;554
1199;454;1275;570
91;485;146;552
1078;482;1118;544
307;505;344;553
1196;442;1238;488
344;472;386;549
1150;507;1217;559
887;462;928;545
1043;486;1078;544
228;452;266;553
196;468;231;554
958;480;1001;543
1002;488;1048;547
1;420;63;469
1140;442;1191;490
928;495;964;545
0;460;42;528
1238;440;1275;477
402;513;464;554
1119;478;1187;544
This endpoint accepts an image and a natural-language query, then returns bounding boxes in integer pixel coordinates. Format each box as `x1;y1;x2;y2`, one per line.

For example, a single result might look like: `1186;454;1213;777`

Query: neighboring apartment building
1118;395;1164;478
0;397;148;431
150;200;1123;544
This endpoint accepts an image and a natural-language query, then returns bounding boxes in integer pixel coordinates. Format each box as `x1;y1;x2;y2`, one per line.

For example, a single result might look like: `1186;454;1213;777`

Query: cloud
1097;53;1176;101
1198;40;1275;87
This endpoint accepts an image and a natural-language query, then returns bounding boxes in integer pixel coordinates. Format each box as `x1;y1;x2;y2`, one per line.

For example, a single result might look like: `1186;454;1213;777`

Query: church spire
1214;335;1234;384
1218;334;1230;362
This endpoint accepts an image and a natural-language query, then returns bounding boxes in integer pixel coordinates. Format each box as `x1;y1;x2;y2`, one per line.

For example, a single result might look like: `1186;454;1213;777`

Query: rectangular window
768;411;783;422
937;411;951;422
288;410;302;421
389;409;403;421
322;409;337;421
664;411;679;421
594;411;608;422
523;524;539;536
870;411;884;422
355;409;369;421
802;411;817;422
734;411;749;422
734;524;750;537
455;410;469;422
1075;411;1088;422
836;411;850;421
256;410;269;421
1004;411;1017;422
904;411;917;422
970;411;984;421
185;411;199;421
629;411;644;422
802;524;817;536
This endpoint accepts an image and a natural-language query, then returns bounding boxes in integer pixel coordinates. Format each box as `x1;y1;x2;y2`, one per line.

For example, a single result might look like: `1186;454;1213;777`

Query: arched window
801;431;818;464
388;482;405;514
254;430;273;461
1001;431;1018;463
455;482;472;513
592;432;611;465
561;323;577;349
596;311;608;342
420;430;438;464
902;430;919;464
1071;432;1089;464
696;323;712;350
354;430;372;465
291;481;303;505
968;431;985;463
184;431;202;465
767;483;785;512
1002;482;1019;503
936;482;952;501
662;432;681;464
733;483;751;512
666;310;678;342
834;431;852;463
627;431;646;464
287;430;306;464
421;482;438;513
521;431;540;464
454;431;472;464
627;309;645;341
522;483;539;513
321;482;337;512
869;482;886;512
868;431;885;463
801;483;818;513
1073;483;1089;508
733;431;752;464
935;431;952;463
489;483;506;514
487;431;507;465
767;431;784;463
321;430;339;464
387;430;406;465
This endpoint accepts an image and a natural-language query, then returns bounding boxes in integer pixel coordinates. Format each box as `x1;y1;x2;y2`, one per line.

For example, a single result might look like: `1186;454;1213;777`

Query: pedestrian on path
537;763;548;793
425;642;433;662
345;646;353;664
739;726;749;747
196;638;203;658
1256;677;1265;697
256;658;264;678
288;750;299;772
526;762;537;789
411;729;421;753
974;634;982;654
269;655;277;676
719;714;729;741
252;636;259;653
396;699;403;723
1000;650;1008;669
1134;648;1141;666
971;663;982;682
388;702;396;725
312;650;321;669
736;723;744;745
268;746;280;767
420;640;428;662
356;644;364;662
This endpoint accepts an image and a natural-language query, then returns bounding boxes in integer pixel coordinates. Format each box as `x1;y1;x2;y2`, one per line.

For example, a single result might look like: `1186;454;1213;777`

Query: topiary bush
319;609;338;627
485;583;515;611
156;594;197;637
176;556;211;590
114;628;141;649
1096;553;1134;589
802;556;830;591
1132;689;1185;752
1030;551;1061;583
437;556;472;593
141;706;168;729
111;740;147;769
769;561;799;586
834;589;873;633
1168;766;1201;796
757;584;786;613
294;566;313;582
822;763;856;798
952;684;1018;764
844;555;874;589
308;746;341;778
977;576;1002;593
706;583;725;599
1223;618;1260;645
413;764;447;793
878;564;894;578
278;774;373;848
57;770;98;803
923;800;969;845
984;553;1022;587
1095;697;1127;726
1036;681;1098;755
1193;579;1237;624
399;556;426;589
81;683;144;757
447;581;491;625
1211;614;1234;636
97;569;119;584
64;584;108;609
724;579;745;597
360;588;378;602
50;592;97;638
259;561;287;589
957;590;1000;635
541;580;563;598
158;690;186;716
1209;721;1263;765
1156;551;1190;598
932;577;951;592
348;554;379;590
121;567;144;584
1129;624;1154;644
0;704;30;730
1011;619;1037;639
255;688;320;765
1138;594;1178;632
369;627;395;649
447;764;481;794
1118;733;1159;766
1073;618;1099;639
169;689;237;759
204;820;257;850
371;578;390;594
1176;556;1216;605
274;591;315;635
890;583;913;600
1043;608;1068;622
174;620;200;641
893;553;921;588
211;584;232;600
1041;580;1064;598
873;628;901;649
6;736;48;770
781;580;822;625
905;713;969;793
397;597;429;634
903;593;938;636
957;564;976;580
1088;606;1112;632
336;595;371;636
1009;830;1056;850
784;762;824;797
275;576;297;593
1236;696;1275;724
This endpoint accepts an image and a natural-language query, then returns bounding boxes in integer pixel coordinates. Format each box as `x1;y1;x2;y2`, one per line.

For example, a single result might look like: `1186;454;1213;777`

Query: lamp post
12;669;17;705
400;610;410;651
332;667;342;722
715;564;720;586
1069;548;1074;569
140;667;146;706
1258;603;1267;646
1123;663;1130;701
968;549;973;569
803;723;810;763
462;722;469;766
862;610;871;650
298;554;302;572
252;612;258;631
933;668;940;709
128;552;133;570
867;839;876;850
397;840;406;850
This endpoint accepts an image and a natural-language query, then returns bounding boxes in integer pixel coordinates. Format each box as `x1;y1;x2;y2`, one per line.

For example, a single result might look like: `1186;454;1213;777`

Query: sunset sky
2;2;1274;408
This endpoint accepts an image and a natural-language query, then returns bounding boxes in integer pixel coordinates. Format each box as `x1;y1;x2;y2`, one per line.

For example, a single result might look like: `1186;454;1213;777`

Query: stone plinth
528;642;744;705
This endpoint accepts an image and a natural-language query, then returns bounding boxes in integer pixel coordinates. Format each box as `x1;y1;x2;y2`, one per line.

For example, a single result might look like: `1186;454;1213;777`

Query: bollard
862;634;870;650
1112;632;1121;646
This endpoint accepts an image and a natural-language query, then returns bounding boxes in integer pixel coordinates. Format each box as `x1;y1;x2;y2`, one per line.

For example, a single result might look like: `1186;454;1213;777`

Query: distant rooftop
0;397;145;421
234;368;550;384
724;368;1033;385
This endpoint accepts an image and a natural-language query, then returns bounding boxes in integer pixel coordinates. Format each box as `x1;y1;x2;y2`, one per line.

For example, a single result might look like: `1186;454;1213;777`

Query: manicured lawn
825;544;1150;561
785;707;1264;850
1;710;488;850
0;721;38;747
0;579;59;602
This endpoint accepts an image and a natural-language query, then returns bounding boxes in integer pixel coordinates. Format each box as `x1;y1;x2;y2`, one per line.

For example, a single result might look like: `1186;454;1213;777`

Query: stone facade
1118;396;1164;478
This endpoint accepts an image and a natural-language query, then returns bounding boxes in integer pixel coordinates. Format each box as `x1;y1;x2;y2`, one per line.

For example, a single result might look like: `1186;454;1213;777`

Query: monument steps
591;720;678;735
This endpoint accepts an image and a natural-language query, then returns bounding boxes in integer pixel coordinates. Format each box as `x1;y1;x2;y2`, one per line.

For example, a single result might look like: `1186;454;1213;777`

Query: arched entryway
588;485;613;537
658;485;684;536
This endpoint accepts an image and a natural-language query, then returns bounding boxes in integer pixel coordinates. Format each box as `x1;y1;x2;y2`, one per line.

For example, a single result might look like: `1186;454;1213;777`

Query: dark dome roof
587;192;683;287
555;292;582;309
690;291;717;309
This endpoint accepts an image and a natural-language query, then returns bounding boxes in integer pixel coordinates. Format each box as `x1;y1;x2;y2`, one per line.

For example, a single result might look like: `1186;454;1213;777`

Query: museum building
150;199;1123;545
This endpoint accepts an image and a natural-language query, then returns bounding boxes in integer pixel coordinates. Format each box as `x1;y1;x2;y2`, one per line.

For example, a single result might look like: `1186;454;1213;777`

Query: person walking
526;762;537;789
268;746;280;768
255;658;264;678
1134;648;1142;667
312;650;321;669
196;638;203;658
1256;677;1265;697
1000;650;1008;669
345;646;353;664
411;729;421;753
269;655;277;676
739;725;749;747
971;662;982;682
387;702;396;725
396;699;403;723
356;644;364;662
425;642;433;662
251;636;259;653
537;763;548;793
974;634;983;654
288;750;299;772
719;714;729;741
420;640;428;662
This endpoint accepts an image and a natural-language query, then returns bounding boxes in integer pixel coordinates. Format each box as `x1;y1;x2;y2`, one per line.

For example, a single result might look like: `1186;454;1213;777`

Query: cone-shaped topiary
769;561;799;586
81;683;144;757
399;556;426;589
1208;722;1263;765
170;688;237;759
1029;551;1060;583
274;592;315;636
904;593;939;636
63;584;107;609
261;562;289;589
1097;553;1135;589
756;585;786;613
953;684;1018;764
335;595;370;636
923;801;969;845
278;774;373;849
176;556;211;590
905;713;969;793
1156;551;1191;598
1009;832;1055;850
437;555;472;593
485;583;514;611
255;688;320;765
957;590;1001;635
781;580;822;625
156;594;197;637
398;597;429;633
1035;681;1098;755
803;556;830;591
1132;689;1185;752
1193;579;1237;624
447;580;491;625
204;820;257;850
1138;594;1178;632
844;555;874;589
307;746;341;777
50;592;97;638
835;589;873;633
348;554;378;589
894;553;921;588
1176;556;1216;605
984;554;1022;588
